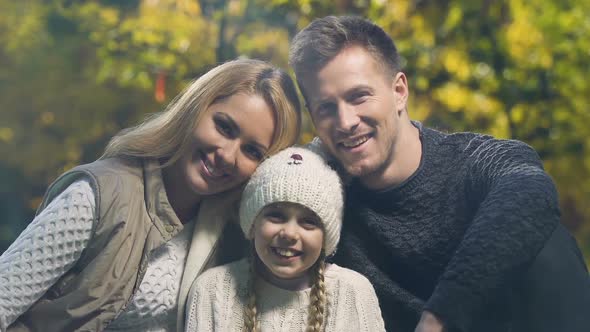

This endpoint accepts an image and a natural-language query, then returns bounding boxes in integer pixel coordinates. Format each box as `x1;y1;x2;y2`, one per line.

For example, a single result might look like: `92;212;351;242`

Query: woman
0;59;301;332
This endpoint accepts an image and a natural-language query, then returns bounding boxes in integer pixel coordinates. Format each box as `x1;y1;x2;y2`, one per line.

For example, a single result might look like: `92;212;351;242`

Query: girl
0;59;301;332
186;147;385;331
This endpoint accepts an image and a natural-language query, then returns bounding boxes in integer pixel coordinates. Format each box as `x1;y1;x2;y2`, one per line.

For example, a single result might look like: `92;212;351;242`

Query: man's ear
392;71;409;114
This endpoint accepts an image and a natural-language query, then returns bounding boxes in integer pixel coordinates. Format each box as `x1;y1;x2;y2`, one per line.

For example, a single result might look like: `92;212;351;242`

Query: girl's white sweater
186;258;386;332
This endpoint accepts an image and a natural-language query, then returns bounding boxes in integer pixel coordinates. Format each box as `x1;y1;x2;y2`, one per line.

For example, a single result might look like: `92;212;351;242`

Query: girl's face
254;202;324;281
180;93;275;196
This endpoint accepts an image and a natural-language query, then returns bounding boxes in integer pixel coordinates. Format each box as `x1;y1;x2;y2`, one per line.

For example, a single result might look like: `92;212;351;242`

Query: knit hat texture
239;146;343;256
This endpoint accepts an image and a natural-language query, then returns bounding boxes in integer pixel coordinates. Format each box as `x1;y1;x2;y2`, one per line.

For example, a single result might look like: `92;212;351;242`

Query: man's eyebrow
346;84;374;95
309;84;374;108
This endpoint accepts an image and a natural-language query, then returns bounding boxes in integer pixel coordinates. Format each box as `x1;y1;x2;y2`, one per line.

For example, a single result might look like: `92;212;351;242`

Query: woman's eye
244;145;264;161
215;119;233;136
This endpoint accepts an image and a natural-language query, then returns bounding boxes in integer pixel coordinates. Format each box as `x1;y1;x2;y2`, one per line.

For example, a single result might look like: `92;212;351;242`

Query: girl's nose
279;221;300;241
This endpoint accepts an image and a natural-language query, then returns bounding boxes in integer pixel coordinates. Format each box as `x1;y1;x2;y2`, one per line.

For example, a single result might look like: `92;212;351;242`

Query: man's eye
350;92;368;104
314;103;336;117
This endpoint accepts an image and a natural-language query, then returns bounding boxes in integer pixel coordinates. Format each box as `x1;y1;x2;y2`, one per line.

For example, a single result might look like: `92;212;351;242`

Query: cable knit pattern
105;222;193;332
0;179;94;331
186;259;385;332
333;122;560;332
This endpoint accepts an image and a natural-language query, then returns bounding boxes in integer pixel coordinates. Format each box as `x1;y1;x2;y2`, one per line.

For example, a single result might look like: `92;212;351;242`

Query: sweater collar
349;121;441;203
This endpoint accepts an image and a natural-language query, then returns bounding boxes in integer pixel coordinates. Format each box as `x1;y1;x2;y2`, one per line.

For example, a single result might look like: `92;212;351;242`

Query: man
290;16;590;332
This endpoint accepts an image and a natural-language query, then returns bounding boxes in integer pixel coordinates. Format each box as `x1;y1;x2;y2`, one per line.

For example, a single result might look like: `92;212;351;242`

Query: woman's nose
215;140;239;170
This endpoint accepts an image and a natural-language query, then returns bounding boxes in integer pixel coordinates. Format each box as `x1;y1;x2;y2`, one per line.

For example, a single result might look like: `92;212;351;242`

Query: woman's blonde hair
244;247;328;332
102;59;301;166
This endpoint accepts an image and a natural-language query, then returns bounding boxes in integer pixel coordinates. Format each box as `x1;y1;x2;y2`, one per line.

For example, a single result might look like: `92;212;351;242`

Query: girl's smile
253;202;324;284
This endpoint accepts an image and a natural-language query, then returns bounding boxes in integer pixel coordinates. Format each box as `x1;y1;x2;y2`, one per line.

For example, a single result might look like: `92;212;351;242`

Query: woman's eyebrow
215;112;239;133
251;141;270;153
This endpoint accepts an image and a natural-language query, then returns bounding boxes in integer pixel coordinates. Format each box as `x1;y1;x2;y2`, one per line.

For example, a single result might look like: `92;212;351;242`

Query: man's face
301;46;409;188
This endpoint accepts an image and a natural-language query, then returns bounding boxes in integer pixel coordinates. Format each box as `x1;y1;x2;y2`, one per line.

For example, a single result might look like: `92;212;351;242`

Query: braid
306;257;327;332
244;246;259;332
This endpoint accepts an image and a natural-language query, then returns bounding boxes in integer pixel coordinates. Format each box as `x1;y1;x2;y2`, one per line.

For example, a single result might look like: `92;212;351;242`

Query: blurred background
1;0;589;264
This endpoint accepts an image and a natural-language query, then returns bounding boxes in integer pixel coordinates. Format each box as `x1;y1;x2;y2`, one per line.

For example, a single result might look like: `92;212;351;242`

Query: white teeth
342;135;369;148
204;159;223;177
275;248;298;257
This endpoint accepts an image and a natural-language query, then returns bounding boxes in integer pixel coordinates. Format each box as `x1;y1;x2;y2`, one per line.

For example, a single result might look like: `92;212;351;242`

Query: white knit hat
239;146;343;256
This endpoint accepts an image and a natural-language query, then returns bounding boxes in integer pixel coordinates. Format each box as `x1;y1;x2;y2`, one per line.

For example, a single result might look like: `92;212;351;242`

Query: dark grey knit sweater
332;122;560;332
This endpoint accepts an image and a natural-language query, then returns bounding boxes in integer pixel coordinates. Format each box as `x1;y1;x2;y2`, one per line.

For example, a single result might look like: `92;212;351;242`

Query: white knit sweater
186;258;386;332
0;179;94;331
0;179;192;332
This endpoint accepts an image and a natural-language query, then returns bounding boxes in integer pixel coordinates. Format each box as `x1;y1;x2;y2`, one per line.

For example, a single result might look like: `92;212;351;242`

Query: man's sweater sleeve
0;179;95;331
424;138;560;332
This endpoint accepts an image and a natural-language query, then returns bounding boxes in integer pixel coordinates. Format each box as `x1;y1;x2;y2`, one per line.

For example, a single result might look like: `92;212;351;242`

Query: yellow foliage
434;82;502;116
504;0;553;68
441;48;471;81
0;127;14;143
488;114;510;139
99;7;119;26
40;112;55;126
410;15;435;47
442;4;463;34
236;24;290;67
434;82;470;112
510;104;526;124
408;98;432;121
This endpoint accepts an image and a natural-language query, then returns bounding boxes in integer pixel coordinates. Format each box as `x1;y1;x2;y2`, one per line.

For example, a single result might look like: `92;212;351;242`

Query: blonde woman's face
254;202;324;281
181;93;275;196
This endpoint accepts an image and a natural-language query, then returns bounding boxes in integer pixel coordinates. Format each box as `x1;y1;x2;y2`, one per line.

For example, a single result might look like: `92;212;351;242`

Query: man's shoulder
423;125;534;155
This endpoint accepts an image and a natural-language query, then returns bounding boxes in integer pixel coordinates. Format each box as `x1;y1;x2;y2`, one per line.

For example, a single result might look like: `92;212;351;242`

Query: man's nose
336;103;360;134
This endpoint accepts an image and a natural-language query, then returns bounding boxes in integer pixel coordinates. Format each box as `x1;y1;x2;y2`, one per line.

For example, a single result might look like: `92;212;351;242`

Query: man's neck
361;120;422;190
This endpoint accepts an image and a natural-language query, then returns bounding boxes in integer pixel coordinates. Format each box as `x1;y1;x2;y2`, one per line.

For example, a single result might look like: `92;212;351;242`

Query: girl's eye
264;210;286;223
243;145;264;161
300;217;320;230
